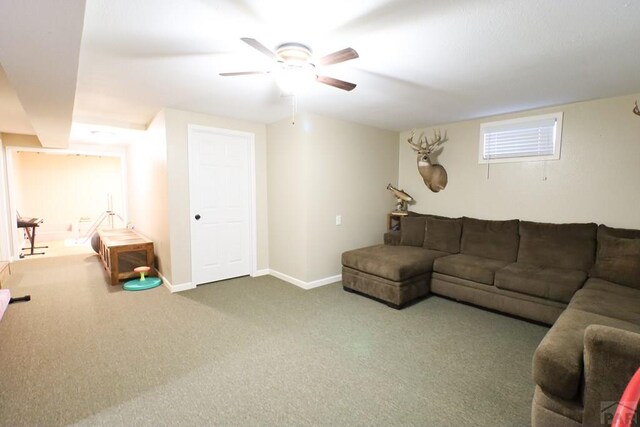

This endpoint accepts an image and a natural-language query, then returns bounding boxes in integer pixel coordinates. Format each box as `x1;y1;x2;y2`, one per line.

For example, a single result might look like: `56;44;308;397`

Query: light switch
336;215;342;226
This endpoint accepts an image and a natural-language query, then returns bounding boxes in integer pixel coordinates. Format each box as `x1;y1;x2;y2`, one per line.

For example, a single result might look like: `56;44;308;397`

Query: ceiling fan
220;38;359;92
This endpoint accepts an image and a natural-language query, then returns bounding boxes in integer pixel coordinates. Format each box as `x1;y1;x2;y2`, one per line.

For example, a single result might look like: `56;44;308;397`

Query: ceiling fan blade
219;71;270;76
317;47;359;66
316;75;357;91
240;38;277;61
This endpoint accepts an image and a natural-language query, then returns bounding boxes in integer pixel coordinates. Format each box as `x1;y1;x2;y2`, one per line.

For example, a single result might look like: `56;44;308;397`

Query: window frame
478;112;563;164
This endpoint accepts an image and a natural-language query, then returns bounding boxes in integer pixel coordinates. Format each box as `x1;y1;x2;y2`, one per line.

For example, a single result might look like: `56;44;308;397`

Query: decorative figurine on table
387;184;414;215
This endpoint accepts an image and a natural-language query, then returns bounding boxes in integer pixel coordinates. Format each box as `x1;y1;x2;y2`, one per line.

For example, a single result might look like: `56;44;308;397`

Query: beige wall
268;113;399;283
11;151;123;240
127;111;171;280
266;117;308;280
398;93;640;228
164;108;269;286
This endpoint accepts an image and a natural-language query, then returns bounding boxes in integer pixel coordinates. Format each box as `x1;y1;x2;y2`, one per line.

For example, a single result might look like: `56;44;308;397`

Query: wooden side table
387;212;408;231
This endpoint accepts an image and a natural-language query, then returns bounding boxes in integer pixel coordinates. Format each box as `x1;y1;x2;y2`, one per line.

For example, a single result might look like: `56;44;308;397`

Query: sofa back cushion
597;224;640;239
399;216;426;246
591;225;640;289
424;216;462;253
517;221;597;270
460;217;520;262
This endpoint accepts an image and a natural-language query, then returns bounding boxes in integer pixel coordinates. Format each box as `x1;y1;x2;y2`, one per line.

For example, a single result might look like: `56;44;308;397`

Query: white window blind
479;112;563;163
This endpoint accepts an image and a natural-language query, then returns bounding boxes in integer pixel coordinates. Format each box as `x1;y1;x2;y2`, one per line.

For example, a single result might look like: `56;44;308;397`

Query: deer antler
408;128;449;154
407;129;427;152
634;101;640;116
422;129;449;154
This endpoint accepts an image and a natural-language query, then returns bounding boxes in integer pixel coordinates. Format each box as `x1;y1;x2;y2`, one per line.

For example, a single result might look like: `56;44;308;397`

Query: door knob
195;214;201;220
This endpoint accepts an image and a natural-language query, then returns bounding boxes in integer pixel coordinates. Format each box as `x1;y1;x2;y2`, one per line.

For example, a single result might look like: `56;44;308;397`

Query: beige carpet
0;254;548;426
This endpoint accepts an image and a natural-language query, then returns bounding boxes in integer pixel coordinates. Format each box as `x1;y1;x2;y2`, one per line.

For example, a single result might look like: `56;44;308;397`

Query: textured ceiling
2;0;640;139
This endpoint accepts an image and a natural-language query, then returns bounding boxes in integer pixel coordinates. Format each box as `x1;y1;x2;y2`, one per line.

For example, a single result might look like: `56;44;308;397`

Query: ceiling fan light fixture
275;43;312;66
222;38;358;92
276;64;316;95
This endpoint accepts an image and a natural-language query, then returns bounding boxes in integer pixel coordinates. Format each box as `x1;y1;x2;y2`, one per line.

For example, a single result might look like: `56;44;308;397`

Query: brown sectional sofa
341;214;640;426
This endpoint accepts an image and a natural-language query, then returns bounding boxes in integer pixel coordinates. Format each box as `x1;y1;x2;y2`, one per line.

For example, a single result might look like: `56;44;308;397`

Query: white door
188;126;254;285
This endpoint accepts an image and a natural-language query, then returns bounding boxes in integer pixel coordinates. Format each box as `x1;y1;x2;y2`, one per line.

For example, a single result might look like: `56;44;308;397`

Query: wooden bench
97;229;154;286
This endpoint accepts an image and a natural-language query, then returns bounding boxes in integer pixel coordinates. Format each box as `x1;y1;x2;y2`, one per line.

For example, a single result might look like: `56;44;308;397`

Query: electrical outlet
336;215;342;226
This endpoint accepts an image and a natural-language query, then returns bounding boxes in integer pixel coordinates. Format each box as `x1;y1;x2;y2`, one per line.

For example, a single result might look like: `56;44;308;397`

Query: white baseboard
159;271;195;293
268;270;342;290
251;268;270;277
306;274;342;289
158;269;339;292
268;270;307;288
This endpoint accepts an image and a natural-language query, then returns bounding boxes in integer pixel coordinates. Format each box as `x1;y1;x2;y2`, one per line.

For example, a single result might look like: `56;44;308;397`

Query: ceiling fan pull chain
291;95;297;125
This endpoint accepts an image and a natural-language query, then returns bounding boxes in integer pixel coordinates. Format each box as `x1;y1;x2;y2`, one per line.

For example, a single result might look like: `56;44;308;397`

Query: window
478;112;563;163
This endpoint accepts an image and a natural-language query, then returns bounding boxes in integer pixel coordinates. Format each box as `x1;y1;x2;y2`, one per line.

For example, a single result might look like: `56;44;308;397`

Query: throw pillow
424;217;462;253
591;234;640;289
399;216;427;247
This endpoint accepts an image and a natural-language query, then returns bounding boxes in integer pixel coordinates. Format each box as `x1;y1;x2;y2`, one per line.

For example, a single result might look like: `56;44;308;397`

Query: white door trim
187;124;258;283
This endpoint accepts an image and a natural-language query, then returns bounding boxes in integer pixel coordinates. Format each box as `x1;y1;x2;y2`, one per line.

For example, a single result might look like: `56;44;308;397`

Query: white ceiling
2;0;640;143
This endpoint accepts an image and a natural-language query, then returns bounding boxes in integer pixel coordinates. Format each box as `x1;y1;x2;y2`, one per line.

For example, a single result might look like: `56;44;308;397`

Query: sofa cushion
568;285;640;324
399;216;427;247
494;263;587;304
433;253;510;285
460;217;520;262
590;232;640;290
583;277;640;298
533;308;640;400
424;216;462;253
342;244;448;282
517;221;597;270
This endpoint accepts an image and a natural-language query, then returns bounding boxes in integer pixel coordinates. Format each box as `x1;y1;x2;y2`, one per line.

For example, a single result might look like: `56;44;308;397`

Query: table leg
20;226;47;258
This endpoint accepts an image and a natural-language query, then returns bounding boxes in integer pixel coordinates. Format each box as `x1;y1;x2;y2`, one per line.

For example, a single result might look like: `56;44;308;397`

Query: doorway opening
5;147;127;260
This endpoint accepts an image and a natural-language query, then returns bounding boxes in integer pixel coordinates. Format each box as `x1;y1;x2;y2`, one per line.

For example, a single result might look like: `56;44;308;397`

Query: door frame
187;124;257;284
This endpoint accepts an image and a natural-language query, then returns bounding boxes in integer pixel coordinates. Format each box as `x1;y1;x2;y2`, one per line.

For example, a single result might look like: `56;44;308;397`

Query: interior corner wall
398;92;640;228
164;108;269;287
267;113;399;284
266;117;308;281
127;110;171;282
304;114;399;282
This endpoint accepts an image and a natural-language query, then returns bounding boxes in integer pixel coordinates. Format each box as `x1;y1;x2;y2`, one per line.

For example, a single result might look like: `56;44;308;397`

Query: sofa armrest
384;231;401;246
582;324;640;426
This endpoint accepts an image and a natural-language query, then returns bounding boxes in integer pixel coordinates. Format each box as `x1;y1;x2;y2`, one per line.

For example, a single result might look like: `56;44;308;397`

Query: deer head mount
634;101;640;117
407;129;449;192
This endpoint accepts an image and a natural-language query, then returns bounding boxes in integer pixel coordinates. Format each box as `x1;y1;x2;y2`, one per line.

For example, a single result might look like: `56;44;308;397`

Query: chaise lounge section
342;214;640;426
341;244;448;309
